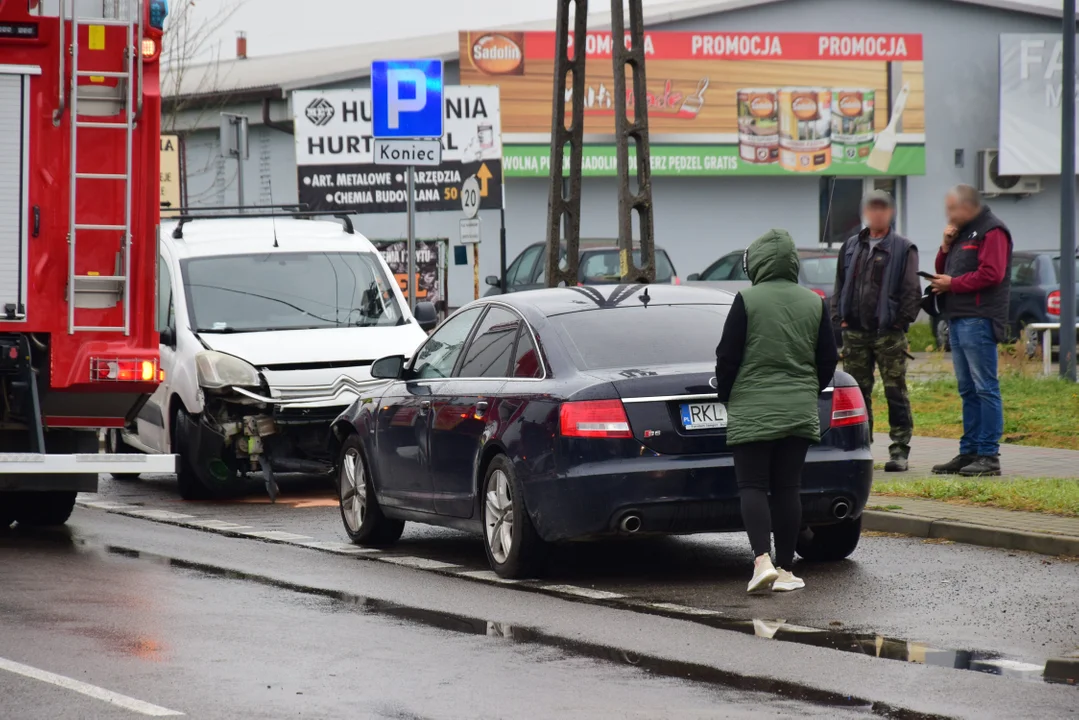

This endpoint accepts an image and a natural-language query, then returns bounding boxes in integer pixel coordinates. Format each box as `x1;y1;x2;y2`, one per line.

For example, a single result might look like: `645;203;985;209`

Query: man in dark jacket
831;190;921;471
929;185;1013;477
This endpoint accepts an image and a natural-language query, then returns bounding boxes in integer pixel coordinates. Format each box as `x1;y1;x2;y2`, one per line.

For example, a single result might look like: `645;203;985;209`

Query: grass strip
874;477;1079;517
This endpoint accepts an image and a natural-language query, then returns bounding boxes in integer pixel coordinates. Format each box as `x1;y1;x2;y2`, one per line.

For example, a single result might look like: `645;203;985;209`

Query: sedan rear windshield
553;304;730;370
182;251;404;333
800;256;838;285
579;250;676;283
1052;257;1079;284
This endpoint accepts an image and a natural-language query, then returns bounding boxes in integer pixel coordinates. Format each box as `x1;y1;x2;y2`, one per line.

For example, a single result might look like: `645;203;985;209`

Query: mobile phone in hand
917;271;936;280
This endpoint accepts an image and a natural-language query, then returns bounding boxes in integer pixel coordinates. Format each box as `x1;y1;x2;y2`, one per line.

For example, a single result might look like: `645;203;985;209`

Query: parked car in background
484;241;679;295
688;247;839;300
688;247;842;343
931;251;1079;355
329;285;872;578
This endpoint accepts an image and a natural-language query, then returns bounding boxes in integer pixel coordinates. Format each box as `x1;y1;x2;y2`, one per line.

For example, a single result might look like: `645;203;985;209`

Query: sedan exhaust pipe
831;499;851;520
619;514;642;533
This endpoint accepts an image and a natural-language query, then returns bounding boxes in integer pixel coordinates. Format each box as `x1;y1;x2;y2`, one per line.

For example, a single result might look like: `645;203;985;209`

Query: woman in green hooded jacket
715;230;838;593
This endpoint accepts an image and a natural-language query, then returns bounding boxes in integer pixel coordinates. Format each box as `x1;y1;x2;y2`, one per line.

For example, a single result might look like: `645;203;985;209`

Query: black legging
731;436;812;568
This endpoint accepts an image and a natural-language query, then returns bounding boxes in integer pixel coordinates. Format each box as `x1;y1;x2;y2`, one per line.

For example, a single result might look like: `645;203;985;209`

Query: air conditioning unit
978;149;1042;196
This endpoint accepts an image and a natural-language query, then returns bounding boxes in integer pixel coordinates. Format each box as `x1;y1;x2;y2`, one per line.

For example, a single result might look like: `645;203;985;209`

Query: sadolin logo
305;97;335;126
470;32;525;75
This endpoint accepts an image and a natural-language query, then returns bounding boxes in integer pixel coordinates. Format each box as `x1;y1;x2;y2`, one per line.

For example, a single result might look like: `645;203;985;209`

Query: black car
329;285;873;578
485;241;679;295
931;251;1079;354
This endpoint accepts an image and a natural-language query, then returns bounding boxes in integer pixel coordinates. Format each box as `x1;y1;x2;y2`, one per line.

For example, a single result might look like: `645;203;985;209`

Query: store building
167;0;1072;309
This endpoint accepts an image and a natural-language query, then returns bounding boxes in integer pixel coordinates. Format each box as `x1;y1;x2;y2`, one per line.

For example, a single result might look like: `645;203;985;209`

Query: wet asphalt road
1;474;1076;719
3;521;883;720
91;473;1079;664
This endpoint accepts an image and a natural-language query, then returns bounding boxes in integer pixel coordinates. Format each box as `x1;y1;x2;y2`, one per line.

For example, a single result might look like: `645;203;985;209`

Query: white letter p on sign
387;69;427;129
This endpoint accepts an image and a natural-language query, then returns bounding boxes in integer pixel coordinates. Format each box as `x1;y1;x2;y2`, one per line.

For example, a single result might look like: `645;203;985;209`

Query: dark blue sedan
330;285;873;578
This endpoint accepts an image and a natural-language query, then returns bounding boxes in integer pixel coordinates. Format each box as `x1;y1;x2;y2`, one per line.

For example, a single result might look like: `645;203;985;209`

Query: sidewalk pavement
863;433;1079;556
871;433;1079;479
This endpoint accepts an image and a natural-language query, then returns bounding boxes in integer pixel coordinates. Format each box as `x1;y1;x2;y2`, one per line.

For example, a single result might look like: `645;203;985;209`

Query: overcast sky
191;0;682;59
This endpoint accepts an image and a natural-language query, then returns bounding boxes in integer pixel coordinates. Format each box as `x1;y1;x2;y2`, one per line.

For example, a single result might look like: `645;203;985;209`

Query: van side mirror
686;273;700;282
485;275;501;288
413;301;438;332
370;355;405;380
159;327;176;348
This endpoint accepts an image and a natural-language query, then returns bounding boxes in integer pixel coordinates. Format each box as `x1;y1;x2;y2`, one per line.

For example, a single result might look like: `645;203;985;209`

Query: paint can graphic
832;89;875;164
737;88;779;164
778;87;832;173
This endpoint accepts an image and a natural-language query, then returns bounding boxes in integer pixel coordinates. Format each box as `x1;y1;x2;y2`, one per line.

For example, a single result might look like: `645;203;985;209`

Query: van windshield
182;252;404;333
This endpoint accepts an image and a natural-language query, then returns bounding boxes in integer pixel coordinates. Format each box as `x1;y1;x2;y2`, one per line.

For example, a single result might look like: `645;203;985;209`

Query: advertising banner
999;34;1079;176
373;239;446;311
293;87;503;213
459;31;925;177
160;134;182;215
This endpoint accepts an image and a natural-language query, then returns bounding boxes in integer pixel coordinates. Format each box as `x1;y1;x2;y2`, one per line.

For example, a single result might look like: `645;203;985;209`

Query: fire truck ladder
66;2;141;335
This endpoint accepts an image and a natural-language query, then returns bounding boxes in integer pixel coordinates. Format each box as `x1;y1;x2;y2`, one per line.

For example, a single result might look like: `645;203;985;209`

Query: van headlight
195;351;261;389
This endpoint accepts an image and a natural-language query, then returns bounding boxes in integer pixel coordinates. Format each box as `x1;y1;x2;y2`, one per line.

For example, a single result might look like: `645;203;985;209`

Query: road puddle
96;542;1076;716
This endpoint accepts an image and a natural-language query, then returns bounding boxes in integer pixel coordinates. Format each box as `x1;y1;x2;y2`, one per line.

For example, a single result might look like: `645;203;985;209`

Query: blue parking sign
371;59;444;139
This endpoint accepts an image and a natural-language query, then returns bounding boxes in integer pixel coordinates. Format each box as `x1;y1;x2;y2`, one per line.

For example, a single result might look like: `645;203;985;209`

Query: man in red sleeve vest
929;185;1013;477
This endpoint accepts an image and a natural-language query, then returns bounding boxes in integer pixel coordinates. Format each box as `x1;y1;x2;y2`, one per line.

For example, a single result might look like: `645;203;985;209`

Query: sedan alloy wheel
340;447;367;533
336;435;405;546
480;455;544;579
484;469;514;564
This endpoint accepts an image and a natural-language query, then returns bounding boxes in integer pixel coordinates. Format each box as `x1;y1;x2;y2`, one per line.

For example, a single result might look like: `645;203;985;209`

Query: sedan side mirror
485;275;501;288
370;355;405;380
686;273;700;282
159;326;177;348
413;301;439;332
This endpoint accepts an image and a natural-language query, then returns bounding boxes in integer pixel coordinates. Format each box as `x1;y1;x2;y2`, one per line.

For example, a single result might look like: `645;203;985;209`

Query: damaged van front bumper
191;377;384;500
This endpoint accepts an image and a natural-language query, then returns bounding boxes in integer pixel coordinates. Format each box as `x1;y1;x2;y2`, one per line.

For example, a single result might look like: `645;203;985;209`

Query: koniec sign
459;31;926;178
293;86;504;213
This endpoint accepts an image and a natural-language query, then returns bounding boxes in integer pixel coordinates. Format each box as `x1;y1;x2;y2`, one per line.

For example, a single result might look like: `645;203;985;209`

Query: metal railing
1027;322;1079;376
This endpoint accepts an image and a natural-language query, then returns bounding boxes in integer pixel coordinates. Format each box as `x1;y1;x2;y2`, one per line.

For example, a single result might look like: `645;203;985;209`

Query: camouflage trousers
841;329;914;460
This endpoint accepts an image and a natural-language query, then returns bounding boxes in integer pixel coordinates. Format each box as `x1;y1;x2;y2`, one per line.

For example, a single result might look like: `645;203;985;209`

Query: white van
109;212;434;500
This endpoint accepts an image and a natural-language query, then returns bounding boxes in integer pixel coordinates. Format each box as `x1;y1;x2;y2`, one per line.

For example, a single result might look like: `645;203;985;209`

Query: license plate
680;402;727;431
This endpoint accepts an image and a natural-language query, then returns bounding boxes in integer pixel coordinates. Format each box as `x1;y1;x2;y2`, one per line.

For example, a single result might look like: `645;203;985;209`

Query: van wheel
482;455;545;579
797;517;862;561
12;492;77;527
338;435;403;546
105;430;142;481
173;409;212;501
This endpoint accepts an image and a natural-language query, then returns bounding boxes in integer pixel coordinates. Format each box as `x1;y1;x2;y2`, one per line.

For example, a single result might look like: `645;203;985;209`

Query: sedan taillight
1048;290;1061;316
811;288;827;299
831;386;868;427
559;400;632;439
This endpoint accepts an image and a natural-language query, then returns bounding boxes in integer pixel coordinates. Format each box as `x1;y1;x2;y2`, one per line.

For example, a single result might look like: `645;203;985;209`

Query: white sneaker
773;567;805;592
747;556;779;593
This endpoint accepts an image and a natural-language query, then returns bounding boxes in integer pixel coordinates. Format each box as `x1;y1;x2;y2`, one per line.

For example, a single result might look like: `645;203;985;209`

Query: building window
820;178;900;248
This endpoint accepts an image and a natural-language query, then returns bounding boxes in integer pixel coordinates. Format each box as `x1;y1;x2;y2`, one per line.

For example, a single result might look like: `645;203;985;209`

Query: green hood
745;229;800;285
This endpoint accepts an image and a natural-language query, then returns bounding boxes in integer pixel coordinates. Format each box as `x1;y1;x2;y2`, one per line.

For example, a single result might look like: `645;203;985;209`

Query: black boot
958;456;1001;477
884;457;908;472
931;454;977;475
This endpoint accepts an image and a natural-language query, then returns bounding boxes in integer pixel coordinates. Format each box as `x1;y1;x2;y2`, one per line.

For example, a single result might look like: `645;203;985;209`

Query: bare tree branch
161;0;247;133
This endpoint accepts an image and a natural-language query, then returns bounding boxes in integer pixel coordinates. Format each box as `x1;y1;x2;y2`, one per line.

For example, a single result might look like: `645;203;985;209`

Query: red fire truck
0;0;175;527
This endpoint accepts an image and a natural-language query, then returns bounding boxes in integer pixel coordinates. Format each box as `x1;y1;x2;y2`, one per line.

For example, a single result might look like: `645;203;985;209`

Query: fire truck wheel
0;497;15;529
106;430;142;481
12;492;77;527
173;409;213;501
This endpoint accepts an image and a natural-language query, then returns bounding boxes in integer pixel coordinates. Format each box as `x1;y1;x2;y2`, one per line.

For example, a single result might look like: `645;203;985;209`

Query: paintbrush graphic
866;82;911;173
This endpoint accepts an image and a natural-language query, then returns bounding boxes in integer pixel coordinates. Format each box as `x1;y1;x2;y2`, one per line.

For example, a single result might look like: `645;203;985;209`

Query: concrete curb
863;510;1079;557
